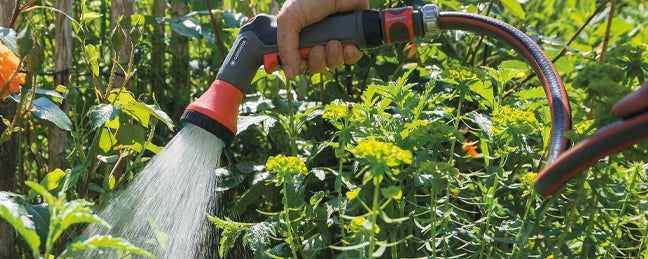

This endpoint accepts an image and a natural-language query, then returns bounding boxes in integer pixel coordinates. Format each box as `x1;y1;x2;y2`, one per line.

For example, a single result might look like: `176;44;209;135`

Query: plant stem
553;173;586;256
8;0;22;28
430;182;438;257
512;191;534;255
368;179;380;258
603;164;639;258
283;180;299;259
204;0;227;60
599;0;616;65
336;128;348;257
513;191;561;259
286;80;297;156
449;91;464;167
479;172;500;258
80;129;102;198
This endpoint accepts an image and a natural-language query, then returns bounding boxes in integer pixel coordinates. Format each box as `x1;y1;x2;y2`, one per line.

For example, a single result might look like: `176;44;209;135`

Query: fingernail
299;60;308;74
344;47;354;60
313;48;324;61
284;65;295;80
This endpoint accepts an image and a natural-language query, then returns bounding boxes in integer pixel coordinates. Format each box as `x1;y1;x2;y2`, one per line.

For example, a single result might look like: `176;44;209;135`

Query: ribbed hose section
437;12;572;166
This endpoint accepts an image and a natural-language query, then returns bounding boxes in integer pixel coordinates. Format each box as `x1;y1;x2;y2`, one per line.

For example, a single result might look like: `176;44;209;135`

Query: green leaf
60;163;88;194
243;223;274;252
99;127;118;153
168;17;202;39
89;104;121;129
84;44;100;77
0;27;19;56
28;169;66;199
309;191;325;205
49;199;110;246
381;185;403;199
123;102;173;130
24;181;55;207
81;12;102;24
115;124;146;151
500;0;526;20
208;215;250;258
143;103;174;130
58;235;154;258
223;12;248;28
0;206;41;257
30;97;72;131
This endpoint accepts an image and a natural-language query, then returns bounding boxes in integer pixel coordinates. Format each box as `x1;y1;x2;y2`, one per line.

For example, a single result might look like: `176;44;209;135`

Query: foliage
0;181;152;258
1;0;648;258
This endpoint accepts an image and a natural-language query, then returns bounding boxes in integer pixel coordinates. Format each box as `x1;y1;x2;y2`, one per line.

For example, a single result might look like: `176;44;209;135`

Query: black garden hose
437;12;573;196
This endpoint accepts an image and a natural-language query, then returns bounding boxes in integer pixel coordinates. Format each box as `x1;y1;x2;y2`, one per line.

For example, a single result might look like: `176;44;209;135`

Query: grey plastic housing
216;11;375;93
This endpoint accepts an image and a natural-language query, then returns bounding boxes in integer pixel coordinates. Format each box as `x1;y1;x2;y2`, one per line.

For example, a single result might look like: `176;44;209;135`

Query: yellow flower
0;42;26;99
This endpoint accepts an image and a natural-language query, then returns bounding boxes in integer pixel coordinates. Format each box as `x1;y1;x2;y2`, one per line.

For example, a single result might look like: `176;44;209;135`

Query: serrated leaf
89;104;121;129
243;223;274;252
207;215;248;258
81;12;102;24
49;199;110;245
58;235;154;258
30;97;72;131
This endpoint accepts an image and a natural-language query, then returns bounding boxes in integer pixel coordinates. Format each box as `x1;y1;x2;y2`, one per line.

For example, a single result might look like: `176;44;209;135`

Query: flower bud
16;28;34;58
110;25;126;53
129;27;141;46
26;44;44;76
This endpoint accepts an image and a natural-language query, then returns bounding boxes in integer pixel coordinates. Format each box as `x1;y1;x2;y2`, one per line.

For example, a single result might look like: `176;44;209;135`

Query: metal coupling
420;4;440;37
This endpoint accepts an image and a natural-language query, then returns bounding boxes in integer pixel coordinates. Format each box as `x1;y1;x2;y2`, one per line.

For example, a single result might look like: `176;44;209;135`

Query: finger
277;1;307;80
335;0;370;12
612;80;648;118
325;40;344;69
343;44;362;65
307;45;326;74
298;59;308;75
276;19;302;80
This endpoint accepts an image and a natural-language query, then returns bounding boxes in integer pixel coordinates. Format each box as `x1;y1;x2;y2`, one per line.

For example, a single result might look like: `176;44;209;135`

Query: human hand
276;0;369;80
613;80;648;118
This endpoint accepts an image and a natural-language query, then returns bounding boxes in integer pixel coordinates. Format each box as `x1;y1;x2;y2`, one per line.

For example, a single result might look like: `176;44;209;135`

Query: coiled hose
437;12;573;196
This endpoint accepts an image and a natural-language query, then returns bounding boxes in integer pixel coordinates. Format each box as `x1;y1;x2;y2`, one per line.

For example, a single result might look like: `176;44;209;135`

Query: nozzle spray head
180;80;243;146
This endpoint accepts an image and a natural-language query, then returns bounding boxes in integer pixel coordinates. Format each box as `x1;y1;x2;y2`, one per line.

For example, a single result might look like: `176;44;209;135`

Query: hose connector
420;4;440;37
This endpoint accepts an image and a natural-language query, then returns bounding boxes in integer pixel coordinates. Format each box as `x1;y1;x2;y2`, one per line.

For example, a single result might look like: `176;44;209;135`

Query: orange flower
462;141;480;158
403;43;418;59
0;42;26;99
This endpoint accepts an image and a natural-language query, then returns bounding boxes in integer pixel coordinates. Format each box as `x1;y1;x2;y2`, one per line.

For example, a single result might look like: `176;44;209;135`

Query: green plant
0;181;152;258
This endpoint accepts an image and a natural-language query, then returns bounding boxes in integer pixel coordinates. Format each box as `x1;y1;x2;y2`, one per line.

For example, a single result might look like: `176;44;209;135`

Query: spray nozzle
181;5;437;146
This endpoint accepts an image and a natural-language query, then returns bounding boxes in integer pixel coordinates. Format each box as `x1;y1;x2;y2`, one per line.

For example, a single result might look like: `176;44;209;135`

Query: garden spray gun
181;4;575;196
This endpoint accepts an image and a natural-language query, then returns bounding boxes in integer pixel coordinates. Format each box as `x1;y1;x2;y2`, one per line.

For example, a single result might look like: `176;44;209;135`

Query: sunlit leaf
89;104;121;129
81;12;102;24
58;235;154;258
30;97;72;131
